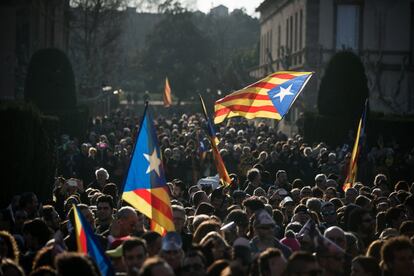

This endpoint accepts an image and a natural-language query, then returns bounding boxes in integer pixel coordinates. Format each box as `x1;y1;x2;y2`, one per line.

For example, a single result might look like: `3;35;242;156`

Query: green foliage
24;48;77;112
0;102;58;206
141;6;211;102
140;2;259;103
318;51;369;122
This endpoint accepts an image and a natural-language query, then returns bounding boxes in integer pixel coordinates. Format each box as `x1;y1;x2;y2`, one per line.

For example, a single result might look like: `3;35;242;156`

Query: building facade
0;0;69;100
254;0;414;121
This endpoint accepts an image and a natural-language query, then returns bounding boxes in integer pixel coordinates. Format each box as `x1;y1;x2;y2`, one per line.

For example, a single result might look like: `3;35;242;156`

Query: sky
190;0;263;17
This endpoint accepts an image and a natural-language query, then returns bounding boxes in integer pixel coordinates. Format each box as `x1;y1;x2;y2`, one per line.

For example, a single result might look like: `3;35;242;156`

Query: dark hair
352;256;380;276
30;266;57;276
96;194;114;209
122;237;147;256
195;202;215;216
42;205;57;222
22;219;51;247
19;192;36;209
400;221;414;236
1;259;25;276
224;209;249;228
381;236;414;271
385;206;405;228
55;252;99;276
142;231;162;245
292;178;304;189
259;248;283;276
285;251;317;275
0;230;20;263
395;180;409;191
247;168;260;182
355;195;371;208
311;186;324;198
193;220;221;244
139;257;173;276
32;246;54;270
242;197;265;212
192;191;207;207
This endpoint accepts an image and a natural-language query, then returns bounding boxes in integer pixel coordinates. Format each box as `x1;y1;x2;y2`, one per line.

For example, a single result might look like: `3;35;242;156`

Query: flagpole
118;101;149;209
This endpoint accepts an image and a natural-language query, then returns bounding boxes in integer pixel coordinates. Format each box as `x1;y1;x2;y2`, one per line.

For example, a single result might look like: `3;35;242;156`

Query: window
336;5;360;50
286;18;289;51
278;25;281;58
294;12;298;52
299;9;303;50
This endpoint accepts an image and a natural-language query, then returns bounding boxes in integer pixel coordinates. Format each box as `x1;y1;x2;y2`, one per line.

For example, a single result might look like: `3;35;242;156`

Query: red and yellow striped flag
214;71;313;124
343;100;368;191
199;95;231;185
164;77;172;107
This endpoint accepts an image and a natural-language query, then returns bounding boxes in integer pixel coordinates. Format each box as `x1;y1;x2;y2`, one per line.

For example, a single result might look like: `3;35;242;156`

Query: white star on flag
273;84;294;102
144;149;161;176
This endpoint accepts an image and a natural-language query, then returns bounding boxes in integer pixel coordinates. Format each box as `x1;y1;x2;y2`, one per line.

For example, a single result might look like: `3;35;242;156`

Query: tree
318;51;369;122
24;48;77;112
141;1;212;103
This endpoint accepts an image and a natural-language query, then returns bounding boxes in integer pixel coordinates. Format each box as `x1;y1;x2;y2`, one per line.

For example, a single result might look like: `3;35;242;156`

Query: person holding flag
121;104;175;235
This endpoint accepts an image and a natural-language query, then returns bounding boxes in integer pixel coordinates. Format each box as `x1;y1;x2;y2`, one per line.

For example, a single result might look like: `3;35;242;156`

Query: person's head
200;231;230;263
381;236;414;276
0;230;19;263
116;206;139;236
181;250;207;276
141;231;162;257
400;221;414;237
19;192;39;216
95;168;109;184
351;256;381;276
172;205;186;233
242;196;265;218
285;251;321;276
348;208;375;235
159;232;184;270
122;237;148;273
253;209;276;241
139;257;174;276
321;202;337;225
385;206;407;229
22;219;51;250
0;259;25;276
366;239;385;264
172;180;186;199
258;248;286;276
224;209;249;239
247;168;261;186
96;194;114;223
276;170;288;186
30;266;57;276
324;226;346;250
55;252;99;276
300;186;312;199
315;174;327;190
192;191;209;208
42;205;61;232
345;188;359;204
306;198;322;214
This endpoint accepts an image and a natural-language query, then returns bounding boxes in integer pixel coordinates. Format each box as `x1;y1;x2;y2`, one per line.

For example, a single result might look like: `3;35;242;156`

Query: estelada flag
214;71;313;124
73;205;114;276
343;99;368;191
121;105;175;234
199;95;231;185
164;77;172;107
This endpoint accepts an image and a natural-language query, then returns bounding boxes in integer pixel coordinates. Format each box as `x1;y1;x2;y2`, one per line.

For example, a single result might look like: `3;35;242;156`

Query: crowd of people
1;107;414;276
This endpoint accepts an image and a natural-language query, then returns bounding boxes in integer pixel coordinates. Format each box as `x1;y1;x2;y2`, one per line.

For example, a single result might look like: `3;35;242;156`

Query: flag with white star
214;71;313;124
121;105;175;234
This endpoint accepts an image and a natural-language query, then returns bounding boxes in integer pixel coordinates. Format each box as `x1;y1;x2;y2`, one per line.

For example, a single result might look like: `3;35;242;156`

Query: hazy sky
183;0;263;17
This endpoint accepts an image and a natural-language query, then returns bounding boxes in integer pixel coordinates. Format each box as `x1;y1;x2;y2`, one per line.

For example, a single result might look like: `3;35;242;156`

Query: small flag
121;105;175;234
164;77;172;107
199;95;231;185
73;205;114;276
343;99;368;191
214;71;313;124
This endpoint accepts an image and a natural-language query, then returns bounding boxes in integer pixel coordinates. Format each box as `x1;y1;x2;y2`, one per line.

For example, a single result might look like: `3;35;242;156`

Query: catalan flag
214;71;313;124
121;105;175;234
164;77;172;107
73;205;114;276
199;95;231;185
343;99;368;191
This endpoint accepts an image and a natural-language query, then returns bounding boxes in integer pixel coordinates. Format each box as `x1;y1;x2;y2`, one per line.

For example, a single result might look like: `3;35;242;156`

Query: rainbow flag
73;205;114;276
121;105;175;234
199;95;231;185
343;100;368;191
214;71;313;124
164;77;172;107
